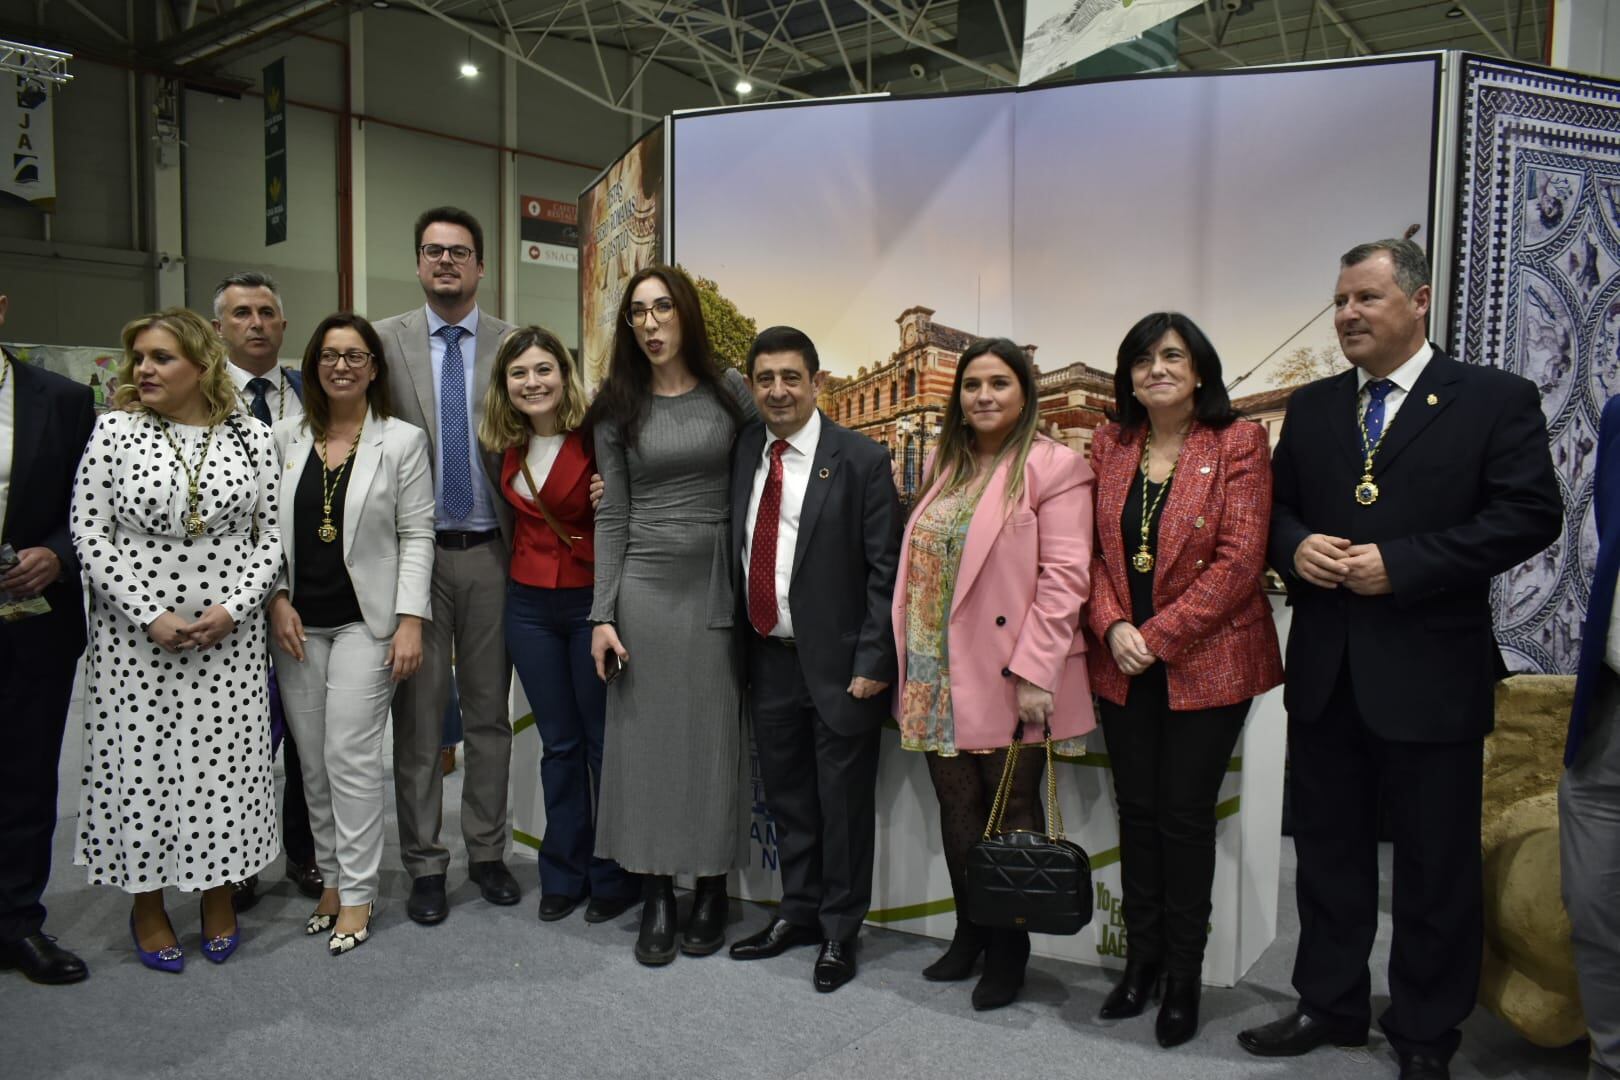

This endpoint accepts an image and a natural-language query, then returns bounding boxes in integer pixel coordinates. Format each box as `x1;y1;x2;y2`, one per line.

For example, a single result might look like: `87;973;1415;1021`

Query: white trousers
273;622;394;906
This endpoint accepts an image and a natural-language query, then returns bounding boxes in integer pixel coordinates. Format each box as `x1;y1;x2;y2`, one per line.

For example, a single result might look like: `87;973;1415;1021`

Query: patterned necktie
1362;378;1396;444
247;377;273;426
749;440;790;637
437;325;474;520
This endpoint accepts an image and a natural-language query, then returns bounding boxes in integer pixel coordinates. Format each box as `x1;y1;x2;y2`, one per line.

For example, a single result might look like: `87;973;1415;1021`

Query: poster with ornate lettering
578;122;665;388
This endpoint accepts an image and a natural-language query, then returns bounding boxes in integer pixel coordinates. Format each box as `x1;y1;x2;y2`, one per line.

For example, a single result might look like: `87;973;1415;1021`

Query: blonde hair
114;308;240;425
477;325;588;451
923;337;1043;505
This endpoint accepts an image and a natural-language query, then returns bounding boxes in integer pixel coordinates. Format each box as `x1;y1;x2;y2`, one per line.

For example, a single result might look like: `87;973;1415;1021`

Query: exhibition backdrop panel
669;57;1440;391
1449;57;1620;676
578;121;667;388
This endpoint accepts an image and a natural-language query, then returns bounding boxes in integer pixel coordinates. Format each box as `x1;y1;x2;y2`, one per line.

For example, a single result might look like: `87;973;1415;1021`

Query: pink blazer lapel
950;454;1016;615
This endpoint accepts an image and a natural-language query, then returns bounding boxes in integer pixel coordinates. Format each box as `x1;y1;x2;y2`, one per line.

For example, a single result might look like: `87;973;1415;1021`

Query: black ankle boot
1155;974;1201;1047
922;919;988;982
680;874;728;956
634;876;678;966
971;928;1030;1011
1098;956;1165;1019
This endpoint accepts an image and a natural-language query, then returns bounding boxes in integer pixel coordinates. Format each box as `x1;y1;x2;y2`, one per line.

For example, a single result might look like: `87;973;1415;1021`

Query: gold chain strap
981;726;1064;841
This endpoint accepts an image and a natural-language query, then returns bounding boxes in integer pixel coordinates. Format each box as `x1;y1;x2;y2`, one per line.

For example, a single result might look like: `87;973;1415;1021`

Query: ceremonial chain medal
238;368;288;420
1133;431;1177;574
157;417;218;537
316;413;365;543
0;354;10;394
1354;394;1394;506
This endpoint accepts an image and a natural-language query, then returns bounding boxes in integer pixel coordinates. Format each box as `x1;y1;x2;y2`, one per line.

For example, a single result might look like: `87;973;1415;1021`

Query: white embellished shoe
328;905;374;956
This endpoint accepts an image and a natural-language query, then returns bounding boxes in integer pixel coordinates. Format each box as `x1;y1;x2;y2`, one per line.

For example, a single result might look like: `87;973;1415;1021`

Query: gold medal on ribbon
157;419;218;541
1355;392;1394;507
1133;430;1177;574
317;413;366;544
1131;550;1155;573
185;513;207;536
1354;476;1380;506
317;522;338;543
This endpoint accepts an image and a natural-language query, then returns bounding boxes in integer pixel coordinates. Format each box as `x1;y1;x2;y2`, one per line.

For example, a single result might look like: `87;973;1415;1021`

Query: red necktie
749;440;789;636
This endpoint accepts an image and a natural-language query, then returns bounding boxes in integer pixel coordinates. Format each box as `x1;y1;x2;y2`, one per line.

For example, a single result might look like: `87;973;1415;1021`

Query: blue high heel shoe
199;900;241;964
129;912;184;974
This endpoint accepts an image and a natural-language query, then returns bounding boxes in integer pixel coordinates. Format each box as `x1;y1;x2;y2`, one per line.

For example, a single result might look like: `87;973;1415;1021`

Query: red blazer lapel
538;430;591;513
1154;424;1217;581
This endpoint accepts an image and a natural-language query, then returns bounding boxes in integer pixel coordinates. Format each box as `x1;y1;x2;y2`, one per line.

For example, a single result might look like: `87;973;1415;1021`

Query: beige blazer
372;304;514;544
272;412;436;639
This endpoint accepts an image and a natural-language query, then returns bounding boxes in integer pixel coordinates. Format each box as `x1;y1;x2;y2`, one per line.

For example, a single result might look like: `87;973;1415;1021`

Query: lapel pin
1427;393;1438;405
818;467;831;479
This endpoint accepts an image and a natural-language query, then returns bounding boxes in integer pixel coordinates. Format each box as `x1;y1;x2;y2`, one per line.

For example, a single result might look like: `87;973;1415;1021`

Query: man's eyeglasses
318;349;375;368
419;243;476;265
625;298;676;327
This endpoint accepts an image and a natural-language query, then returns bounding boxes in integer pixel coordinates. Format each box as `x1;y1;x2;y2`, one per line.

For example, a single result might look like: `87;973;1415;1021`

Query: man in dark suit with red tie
728;326;902;993
1239;240;1563;1080
0;292;97;983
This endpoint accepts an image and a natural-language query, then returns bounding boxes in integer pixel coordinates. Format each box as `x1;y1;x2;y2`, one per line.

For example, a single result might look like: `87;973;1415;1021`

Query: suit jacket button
1194;516;1205;528
1001;667;1011;678
995;615;1006;626
1195;559;1206;569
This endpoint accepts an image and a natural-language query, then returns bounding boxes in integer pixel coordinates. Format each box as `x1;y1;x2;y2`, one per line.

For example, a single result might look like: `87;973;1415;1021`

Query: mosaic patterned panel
1451;58;1620;674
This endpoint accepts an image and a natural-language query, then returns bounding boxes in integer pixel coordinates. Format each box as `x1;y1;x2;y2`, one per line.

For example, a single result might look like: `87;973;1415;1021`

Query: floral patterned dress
899;483;981;755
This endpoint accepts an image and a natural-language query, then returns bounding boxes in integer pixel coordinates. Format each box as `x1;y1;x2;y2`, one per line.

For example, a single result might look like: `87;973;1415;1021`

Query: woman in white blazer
268;313;435;954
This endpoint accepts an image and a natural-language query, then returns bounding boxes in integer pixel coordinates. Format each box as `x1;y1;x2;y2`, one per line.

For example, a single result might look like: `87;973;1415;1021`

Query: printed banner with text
520;195;579;269
578;122;664;387
3;75;55;210
264;59;287;246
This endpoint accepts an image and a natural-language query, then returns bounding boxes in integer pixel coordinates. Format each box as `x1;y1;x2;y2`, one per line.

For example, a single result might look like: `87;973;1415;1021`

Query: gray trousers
274;622;393;906
392;541;512;877
1562;666;1620;1080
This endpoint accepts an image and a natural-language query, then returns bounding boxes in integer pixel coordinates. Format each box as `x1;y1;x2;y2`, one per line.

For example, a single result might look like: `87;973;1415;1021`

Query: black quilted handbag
963;722;1093;936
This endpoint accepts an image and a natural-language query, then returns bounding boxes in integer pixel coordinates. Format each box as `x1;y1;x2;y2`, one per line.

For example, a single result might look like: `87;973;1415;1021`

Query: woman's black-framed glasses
625;298;676;328
318;349;375;368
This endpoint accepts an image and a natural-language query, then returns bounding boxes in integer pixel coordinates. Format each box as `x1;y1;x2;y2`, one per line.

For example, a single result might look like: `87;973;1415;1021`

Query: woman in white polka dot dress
70;308;283;973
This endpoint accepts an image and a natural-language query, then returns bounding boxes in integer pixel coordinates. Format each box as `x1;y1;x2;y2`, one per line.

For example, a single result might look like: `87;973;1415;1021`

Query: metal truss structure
6;0;1552;114
0;37;73;84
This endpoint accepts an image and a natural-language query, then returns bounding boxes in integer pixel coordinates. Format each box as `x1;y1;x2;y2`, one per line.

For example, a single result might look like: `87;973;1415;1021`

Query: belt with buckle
436;528;500;550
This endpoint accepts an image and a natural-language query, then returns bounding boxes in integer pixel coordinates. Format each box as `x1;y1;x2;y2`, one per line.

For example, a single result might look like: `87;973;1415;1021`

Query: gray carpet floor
0;763;1589;1080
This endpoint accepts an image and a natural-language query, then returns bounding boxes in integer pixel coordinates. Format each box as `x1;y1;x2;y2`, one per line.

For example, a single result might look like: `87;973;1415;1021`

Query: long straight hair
583;264;743;447
922;337;1044;506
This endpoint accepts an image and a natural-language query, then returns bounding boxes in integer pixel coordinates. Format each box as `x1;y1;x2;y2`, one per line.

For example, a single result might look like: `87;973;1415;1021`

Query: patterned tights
926;747;1047;903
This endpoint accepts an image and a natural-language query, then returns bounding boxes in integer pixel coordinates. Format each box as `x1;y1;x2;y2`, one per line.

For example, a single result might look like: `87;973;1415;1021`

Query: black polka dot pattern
68;410;284;892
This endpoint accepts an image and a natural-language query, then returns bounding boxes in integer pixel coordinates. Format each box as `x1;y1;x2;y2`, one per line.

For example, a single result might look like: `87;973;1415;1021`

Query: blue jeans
505;582;636;900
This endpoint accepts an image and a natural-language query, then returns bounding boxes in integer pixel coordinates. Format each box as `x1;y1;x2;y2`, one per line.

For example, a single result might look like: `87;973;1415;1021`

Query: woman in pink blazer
891;337;1096;1012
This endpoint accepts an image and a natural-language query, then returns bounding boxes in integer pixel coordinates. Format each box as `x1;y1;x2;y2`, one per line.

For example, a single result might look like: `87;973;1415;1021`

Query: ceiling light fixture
1445;5;1464;17
371;1;389;8
735;78;753;95
460;37;478;78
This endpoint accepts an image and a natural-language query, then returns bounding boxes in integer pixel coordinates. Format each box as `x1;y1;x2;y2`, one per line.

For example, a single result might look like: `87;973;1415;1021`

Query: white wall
1553;0;1620;77
1;5;713;352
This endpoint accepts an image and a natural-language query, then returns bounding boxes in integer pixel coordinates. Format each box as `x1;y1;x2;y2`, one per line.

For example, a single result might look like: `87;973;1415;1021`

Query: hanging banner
520;195;579;269
264;58;287;246
1020;0;1200;86
3;75;55;210
578;122;664;387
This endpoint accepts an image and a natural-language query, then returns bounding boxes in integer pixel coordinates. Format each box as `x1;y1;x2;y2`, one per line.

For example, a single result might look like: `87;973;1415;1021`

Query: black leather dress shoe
538;894;582;922
680;875;728;956
468;860;522;906
1;934;89;985
583;893;638;924
730;918;820;960
284;858;325;901
635;877;678;966
813;939;857;993
407;874;449;925
1399;1053;1451;1080
1236;1011;1366;1057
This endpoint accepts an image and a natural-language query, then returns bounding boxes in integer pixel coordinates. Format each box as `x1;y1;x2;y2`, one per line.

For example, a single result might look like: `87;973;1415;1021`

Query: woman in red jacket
478;326;637;924
1087;313;1283;1048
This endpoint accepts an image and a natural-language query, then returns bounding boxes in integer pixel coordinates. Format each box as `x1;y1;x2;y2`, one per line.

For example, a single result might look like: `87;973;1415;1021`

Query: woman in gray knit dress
588;265;757;966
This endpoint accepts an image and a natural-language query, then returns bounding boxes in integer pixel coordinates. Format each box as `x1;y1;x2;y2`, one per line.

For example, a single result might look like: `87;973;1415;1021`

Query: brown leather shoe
284;858;325;900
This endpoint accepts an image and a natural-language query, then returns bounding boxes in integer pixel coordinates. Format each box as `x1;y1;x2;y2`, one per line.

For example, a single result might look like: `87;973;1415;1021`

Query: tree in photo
1273;343;1347;387
684;268;758;373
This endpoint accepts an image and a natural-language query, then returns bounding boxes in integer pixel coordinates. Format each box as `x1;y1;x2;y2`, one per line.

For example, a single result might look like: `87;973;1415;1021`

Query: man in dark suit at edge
1237;239;1563;1080
0;291;97;983
727;325;902;992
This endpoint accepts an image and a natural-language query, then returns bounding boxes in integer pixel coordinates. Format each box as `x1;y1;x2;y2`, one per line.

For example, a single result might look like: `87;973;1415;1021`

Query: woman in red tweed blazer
1086;313;1283;1049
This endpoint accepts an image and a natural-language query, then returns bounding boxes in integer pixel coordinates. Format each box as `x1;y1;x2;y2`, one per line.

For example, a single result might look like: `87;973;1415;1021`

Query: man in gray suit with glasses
373;206;518;924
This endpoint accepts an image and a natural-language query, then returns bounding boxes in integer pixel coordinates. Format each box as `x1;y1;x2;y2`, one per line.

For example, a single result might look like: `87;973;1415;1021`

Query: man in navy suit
212;271;321;904
727;326;901;993
1240;239;1562;1080
0;292;96;983
1565;394;1620;1080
